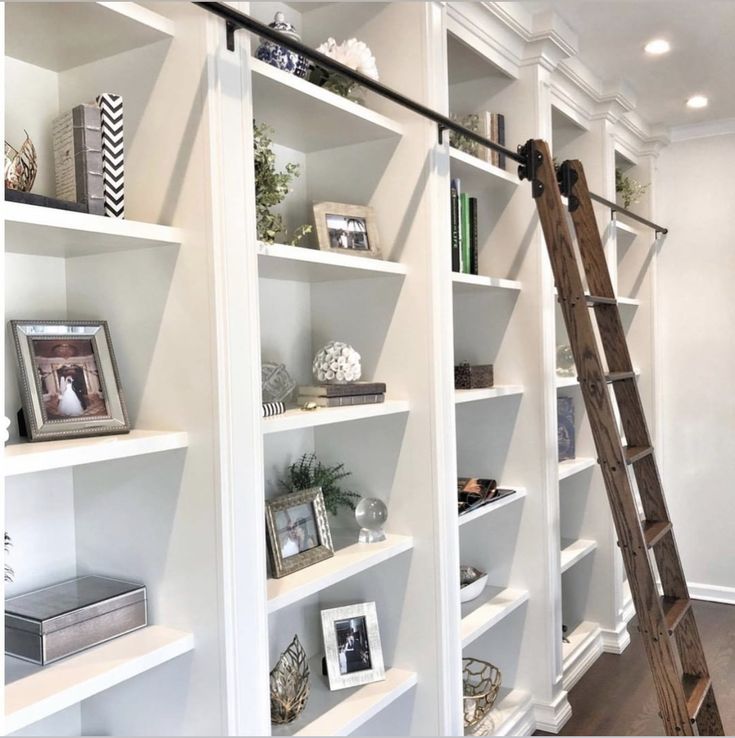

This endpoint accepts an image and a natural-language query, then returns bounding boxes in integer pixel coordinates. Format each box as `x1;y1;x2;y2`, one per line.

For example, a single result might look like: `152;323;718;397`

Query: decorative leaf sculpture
270;635;310;725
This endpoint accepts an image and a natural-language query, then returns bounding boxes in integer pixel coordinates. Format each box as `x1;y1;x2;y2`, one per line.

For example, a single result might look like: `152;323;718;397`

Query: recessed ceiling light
686;95;708;109
644;39;670;55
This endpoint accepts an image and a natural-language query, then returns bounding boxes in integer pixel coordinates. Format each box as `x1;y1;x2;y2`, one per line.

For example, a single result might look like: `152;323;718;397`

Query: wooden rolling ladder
518;139;724;736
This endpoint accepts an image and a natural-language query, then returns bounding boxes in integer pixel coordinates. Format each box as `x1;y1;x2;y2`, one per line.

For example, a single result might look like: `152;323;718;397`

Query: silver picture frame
313;202;382;259
10;320;130;442
266;487;334;578
321;601;385;690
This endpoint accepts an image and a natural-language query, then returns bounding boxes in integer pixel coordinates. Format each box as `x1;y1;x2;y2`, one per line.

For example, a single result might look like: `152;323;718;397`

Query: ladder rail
526;140;721;736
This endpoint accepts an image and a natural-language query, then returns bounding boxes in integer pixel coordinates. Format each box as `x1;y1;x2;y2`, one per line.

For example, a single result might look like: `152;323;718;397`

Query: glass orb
355;497;387;544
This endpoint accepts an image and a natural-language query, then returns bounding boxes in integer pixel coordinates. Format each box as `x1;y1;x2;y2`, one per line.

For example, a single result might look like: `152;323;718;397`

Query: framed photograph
10;320;130;442
321;602;385;690
313;202;382;259
266;487;334;578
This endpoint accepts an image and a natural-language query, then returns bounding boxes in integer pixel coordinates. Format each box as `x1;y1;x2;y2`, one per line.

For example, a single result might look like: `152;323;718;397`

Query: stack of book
450;178;478;274
297;382;386;408
449;111;507;169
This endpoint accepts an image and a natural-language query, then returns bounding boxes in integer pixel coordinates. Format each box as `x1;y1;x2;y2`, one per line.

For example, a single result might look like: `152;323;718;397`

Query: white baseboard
533;692;572;733
687;581;735;605
562;626;603;692
600;620;631;654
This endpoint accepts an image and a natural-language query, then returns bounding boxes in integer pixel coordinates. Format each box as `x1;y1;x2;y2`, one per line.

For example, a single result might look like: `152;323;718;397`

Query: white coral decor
316;38;379;80
313;341;362;384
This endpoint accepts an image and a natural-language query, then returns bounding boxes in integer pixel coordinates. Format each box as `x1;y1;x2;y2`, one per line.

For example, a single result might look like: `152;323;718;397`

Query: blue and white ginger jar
255;12;310;79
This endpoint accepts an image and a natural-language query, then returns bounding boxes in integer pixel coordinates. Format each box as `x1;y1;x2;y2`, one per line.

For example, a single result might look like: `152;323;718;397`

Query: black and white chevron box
96;93;125;218
261;402;286;418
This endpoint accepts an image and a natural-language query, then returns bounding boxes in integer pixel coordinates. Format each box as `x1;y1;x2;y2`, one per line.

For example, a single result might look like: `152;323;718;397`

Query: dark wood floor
536;600;735;736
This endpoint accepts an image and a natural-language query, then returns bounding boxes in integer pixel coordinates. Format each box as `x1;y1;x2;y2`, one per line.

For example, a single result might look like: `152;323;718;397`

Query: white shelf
448;147;519;192
465;688;534;737
555;375;578;389
267;534;414;613
452;272;522;293
271;659;417;737
4;625;194;734
561;620;602;691
460;586;529;647
250;57;403;153
262;400;410;434
4;202;182;258
455;386;524;404
558;457;596;480
459;488;526;527
4;430;189;477
560;538;597;573
613;219;640;239
257;242;407;282
5;2;175;72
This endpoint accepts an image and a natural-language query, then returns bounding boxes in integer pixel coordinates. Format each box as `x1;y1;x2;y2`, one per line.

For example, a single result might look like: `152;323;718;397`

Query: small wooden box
5;576;147;665
454;363;494;390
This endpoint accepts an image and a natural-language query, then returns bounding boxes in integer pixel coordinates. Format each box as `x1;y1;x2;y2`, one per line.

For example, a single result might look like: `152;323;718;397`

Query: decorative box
5;575;147;665
557;396;575;461
454;363;494;390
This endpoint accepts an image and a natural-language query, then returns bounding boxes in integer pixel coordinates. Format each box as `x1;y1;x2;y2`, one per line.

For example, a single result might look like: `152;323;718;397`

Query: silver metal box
5;576;147;665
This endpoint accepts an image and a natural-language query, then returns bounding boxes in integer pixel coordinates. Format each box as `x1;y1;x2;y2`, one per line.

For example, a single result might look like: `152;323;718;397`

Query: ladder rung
643;520;672;547
624;445;654;464
661;597;691;634
683;674;712;721
605;371;636;383
586;294;617;306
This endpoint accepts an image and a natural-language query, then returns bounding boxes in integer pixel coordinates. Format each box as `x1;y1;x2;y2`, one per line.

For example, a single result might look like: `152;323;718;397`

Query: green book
460;192;471;274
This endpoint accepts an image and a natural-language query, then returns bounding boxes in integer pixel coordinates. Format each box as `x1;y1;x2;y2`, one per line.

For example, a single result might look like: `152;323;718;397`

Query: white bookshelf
4;1;174;71
558;457;597;480
249;57;403;152
271;661;417;737
258;242;408;282
267;534;414;613
458;488;527;527
451;272;522;292
460;586;529;647
262;400;410;434
449;147;519;193
560;538;598;573
4;626;194;734
466;688;534;737
455;386;524;404
561;620;603;691
4;202;182;258
4;430;189;477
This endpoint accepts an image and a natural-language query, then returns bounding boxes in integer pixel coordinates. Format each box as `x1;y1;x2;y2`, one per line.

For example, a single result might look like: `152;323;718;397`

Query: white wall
658;132;735;602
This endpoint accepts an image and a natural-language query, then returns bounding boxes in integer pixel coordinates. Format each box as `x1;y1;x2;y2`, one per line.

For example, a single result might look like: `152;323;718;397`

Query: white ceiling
524;1;735;128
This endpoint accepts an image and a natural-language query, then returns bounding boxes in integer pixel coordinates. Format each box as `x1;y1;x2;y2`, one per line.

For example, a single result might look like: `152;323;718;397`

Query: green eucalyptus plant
280;453;360;516
615;167;649;209
253;121;312;245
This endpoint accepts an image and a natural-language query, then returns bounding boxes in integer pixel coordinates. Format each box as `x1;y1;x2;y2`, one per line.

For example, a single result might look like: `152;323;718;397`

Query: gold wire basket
462;657;502;729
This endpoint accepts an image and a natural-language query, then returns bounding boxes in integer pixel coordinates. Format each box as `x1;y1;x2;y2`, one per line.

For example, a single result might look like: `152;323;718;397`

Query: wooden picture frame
11;320;130;442
321;601;385;690
313;202;382;259
266;487;334;578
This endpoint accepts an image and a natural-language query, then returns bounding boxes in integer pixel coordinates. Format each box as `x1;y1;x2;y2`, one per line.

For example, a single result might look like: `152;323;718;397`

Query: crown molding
670;117;735;142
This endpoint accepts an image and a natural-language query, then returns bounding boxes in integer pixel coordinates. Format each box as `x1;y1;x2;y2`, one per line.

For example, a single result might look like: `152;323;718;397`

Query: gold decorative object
270;635;310;724
4;132;37;192
462;657;501;729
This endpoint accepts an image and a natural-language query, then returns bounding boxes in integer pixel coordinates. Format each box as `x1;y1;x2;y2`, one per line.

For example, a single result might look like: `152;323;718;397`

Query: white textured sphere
355;497;388;530
312;341;361;383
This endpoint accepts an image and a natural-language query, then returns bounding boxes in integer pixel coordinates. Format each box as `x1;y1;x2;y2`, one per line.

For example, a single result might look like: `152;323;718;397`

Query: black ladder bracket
557;160;579;212
226;21;236;51
517;139;544;198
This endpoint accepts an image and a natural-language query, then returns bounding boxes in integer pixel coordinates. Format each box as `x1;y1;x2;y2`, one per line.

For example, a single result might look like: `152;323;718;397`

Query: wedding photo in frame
321;602;385;691
11;320;130;442
265;487;335;578
313;202;382;259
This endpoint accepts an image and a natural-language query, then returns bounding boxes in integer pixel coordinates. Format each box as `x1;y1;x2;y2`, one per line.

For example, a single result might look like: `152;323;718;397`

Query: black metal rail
193;1;668;235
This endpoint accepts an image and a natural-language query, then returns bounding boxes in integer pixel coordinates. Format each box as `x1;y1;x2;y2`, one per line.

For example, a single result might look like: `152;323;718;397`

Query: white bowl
460;573;488;602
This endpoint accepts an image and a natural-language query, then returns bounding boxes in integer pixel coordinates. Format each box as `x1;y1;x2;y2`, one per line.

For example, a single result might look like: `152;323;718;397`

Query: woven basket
462;657;502;729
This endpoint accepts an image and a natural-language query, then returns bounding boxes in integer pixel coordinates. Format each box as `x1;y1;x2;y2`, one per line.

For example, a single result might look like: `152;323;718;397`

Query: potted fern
280;453;360;516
